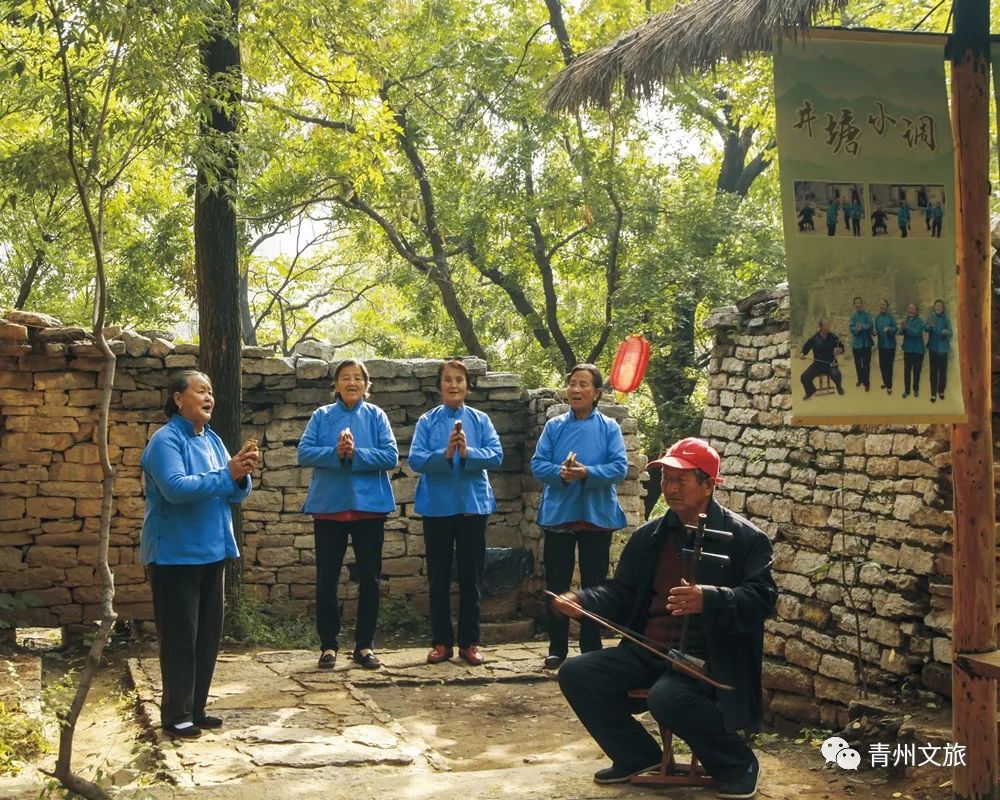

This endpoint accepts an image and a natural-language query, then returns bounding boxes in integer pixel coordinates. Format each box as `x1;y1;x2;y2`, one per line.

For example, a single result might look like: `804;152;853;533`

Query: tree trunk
195;0;244;601
14;249;45;309
49;12;120;795
240;269;257;345
948;2;995;798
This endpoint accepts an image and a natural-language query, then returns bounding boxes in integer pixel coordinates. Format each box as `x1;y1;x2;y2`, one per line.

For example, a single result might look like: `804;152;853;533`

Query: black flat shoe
352;650;382;669
194;715;223;729
163;723;202;739
593;761;660;784
318;650;337;669
543;655;565;669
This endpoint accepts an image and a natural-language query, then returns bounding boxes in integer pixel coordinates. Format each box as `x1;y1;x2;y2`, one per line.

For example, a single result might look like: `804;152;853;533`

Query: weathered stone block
25;496;75;519
122;390;161;409
147;338;175;357
769;691;821;723
813;675;858;705
762;662;812;695
897;544;934;574
164;353;198;368
256;547;298;567
363;359;414;378
265;419;307;443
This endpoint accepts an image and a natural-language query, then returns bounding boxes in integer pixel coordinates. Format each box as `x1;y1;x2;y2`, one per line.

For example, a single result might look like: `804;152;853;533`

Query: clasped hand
559;452;587;482
445;428;467;459
337;429;355;460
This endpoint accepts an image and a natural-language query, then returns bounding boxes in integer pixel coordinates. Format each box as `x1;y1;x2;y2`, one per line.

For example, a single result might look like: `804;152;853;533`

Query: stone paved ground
1;642;954;799
129;642;583;790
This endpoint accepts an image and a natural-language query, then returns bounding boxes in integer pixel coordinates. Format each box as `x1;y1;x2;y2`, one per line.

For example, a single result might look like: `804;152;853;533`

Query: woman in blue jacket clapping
410;359;503;667
531;364;627;669
298;359;398;671
925;299;952;402
141;370;259;739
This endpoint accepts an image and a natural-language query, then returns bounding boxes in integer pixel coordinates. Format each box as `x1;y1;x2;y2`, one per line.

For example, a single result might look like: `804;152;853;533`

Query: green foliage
0;0;206;324
0;592;41;629
0;700;48;776
41;668;77;727
224;593;320;649
4;0;993;460
377;593;428;639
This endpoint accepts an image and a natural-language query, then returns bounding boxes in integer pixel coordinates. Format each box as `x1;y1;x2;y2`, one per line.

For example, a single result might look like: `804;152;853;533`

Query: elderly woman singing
141;370;259;739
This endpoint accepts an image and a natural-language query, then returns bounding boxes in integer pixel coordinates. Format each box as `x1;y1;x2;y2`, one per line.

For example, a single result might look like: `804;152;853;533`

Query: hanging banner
774;32;962;424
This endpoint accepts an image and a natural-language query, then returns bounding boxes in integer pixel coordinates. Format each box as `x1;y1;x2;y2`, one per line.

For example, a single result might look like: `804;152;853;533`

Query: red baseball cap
648;437;723;483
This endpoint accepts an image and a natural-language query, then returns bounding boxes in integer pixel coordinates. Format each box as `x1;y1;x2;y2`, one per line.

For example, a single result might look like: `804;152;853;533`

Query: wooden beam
956;651;1000;681
949;2;995;799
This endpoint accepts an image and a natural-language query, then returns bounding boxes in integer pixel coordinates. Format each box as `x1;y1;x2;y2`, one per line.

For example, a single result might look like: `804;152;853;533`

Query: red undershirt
313;511;387;522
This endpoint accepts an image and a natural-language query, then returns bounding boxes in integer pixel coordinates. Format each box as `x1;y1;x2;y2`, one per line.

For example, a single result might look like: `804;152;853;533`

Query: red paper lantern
609;335;651;393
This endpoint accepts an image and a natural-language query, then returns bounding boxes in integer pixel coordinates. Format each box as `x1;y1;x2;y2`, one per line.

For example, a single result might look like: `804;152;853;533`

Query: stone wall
701;285;965;729
0;310;646;634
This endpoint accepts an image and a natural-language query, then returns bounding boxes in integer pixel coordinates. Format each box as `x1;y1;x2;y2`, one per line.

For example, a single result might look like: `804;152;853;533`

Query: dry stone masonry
701;284;961;728
4;283;972;726
0;310;646;638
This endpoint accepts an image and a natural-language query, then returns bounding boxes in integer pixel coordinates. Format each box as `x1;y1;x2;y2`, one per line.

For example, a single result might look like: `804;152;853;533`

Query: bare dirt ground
1;638;955;800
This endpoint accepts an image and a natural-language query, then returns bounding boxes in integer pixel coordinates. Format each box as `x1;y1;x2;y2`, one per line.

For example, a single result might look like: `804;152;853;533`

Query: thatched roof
547;0;850;111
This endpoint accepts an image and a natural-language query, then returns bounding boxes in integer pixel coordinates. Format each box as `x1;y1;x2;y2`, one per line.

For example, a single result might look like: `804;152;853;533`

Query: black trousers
558;645;753;783
852;347;872;388
314;518;384;653
928;351;948;396
826;222;836;236
801;362;842;397
423;515;487;648
903;352;924;394
851;217;861;236
150;560;225;727
542;527;613;658
932;219;942;238
877;348;895;389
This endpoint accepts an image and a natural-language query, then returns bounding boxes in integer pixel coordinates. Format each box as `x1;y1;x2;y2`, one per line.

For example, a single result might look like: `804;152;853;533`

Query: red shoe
426;644;454;664
459;645;485;666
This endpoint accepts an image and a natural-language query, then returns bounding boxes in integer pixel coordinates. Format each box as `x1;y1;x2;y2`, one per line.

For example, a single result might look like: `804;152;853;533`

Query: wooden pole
949;1;995;798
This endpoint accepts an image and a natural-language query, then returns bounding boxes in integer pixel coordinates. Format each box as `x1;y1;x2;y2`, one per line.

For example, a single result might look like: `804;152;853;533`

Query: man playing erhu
553;438;777;800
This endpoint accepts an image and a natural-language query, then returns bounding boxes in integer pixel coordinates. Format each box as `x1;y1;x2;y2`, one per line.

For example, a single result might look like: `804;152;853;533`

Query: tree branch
586;183;622;364
465;239;551;349
522;147;577;369
544;0;574;66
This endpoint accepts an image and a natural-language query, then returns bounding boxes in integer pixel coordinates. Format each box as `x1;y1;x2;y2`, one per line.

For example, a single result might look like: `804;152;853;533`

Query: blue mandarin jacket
530;407;628;530
297;398;398;514
925;312;952;354
140;414;252;565
409;404;503;517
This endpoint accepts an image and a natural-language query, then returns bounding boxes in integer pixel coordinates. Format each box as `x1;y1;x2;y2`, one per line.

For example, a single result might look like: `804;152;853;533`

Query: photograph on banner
788;248;956;414
868;183;946;239
793;181;865;237
774;33;961;423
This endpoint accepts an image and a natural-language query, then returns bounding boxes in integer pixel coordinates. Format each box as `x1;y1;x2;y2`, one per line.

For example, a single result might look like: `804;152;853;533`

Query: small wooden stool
626;689;715;787
814;373;836;396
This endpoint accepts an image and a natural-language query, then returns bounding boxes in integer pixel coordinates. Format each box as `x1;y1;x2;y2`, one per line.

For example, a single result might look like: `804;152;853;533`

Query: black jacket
575;498;778;732
801;331;843;366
